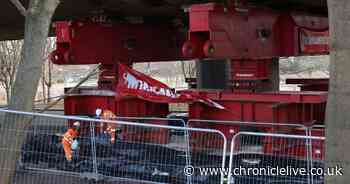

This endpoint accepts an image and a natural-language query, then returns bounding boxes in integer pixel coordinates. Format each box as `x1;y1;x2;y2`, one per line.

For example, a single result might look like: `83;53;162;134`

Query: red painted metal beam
193;91;328;103
286;78;329;92
286;78;329;84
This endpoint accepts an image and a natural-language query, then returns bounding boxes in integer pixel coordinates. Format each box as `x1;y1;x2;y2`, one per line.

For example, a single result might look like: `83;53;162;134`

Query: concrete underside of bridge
0;0;327;40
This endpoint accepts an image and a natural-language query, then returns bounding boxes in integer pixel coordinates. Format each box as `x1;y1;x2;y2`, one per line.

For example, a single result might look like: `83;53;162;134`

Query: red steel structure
50;2;329;158
286;78;329;91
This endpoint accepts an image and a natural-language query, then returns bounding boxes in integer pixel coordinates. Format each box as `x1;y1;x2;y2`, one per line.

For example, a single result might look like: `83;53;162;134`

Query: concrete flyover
1;0;327;40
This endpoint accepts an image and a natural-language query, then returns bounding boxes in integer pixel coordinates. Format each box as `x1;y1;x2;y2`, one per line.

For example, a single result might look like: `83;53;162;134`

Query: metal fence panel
0;110;85;184
308;125;325;172
228;132;325;184
0;109;227;184
188;119;308;137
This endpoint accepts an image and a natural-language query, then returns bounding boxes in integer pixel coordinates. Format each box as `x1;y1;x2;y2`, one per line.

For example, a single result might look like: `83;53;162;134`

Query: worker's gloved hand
71;140;79;150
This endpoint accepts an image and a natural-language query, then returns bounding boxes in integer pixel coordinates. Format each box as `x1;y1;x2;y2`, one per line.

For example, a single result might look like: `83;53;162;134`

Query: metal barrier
0;109;227;184
116;116;191;170
228;132;325;184
188;119;309;136
308;124;325;178
188;119;309;152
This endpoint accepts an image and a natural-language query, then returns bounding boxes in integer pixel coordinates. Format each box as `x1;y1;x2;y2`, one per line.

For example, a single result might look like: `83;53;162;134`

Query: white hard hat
96;108;102;117
73;121;80;127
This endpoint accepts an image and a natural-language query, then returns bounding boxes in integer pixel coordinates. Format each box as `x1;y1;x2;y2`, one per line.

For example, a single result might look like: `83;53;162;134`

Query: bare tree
41;38;56;103
0;40;22;103
175;60;196;88
0;0;60;183
280;56;329;75
7;0;60;110
179;60;196;80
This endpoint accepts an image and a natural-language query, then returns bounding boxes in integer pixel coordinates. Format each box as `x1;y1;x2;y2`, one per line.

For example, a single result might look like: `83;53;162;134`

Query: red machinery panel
51;21;185;65
183;3;279;59
299;28;329;54
275;14;329;56
231;59;271;80
182;3;329;59
182;3;329;92
189;91;327;123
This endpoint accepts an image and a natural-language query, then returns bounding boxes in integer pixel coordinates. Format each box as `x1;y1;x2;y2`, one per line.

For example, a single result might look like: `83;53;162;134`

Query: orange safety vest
101;110;117;143
102;110;116;120
62;128;79;145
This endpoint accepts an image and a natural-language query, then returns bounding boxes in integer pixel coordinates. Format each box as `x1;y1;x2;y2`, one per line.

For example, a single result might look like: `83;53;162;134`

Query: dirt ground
14;171;156;184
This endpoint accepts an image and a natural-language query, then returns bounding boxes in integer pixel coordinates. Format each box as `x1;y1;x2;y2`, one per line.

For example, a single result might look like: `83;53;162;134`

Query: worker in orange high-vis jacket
101;109;118;144
62;121;80;162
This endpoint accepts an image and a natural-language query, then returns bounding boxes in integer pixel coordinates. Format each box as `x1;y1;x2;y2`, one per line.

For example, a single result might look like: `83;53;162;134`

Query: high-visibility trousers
62;141;72;161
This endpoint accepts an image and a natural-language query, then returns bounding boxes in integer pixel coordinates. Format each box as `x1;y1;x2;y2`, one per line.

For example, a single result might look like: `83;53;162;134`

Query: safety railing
307;124;325;172
115;116;191;170
188;119;310;152
0;109;227;184
228;132;325;184
188;119;310;135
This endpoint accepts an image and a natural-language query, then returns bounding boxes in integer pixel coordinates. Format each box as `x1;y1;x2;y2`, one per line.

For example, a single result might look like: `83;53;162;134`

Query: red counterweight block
231;59;271;81
230;59;272;92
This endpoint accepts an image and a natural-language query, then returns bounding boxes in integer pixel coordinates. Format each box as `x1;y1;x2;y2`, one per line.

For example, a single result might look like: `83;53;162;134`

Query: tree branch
9;0;27;16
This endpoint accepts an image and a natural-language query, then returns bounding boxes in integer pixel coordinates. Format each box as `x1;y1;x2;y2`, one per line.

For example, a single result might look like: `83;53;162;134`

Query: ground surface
14;172;152;184
14;172;90;184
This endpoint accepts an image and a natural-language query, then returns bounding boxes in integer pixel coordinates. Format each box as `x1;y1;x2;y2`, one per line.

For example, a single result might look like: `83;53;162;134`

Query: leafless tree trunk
0;40;22;103
180;60;196;80
41;76;47;101
8;0;59;110
326;0;350;183
0;0;59;183
41;61;53;103
41;38;55;103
